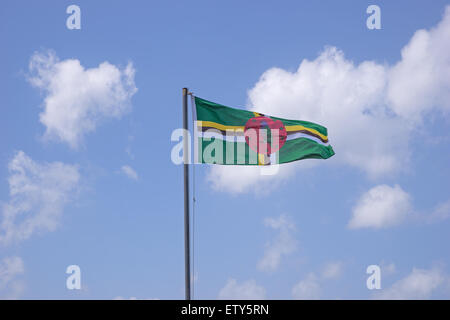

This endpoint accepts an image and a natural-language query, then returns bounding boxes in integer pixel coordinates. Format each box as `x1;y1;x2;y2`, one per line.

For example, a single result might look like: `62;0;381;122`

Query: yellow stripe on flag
197;121;328;142
258;153;265;165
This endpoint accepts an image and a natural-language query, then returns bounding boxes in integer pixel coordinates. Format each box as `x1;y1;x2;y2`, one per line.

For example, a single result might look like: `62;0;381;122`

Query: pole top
183;88;194;96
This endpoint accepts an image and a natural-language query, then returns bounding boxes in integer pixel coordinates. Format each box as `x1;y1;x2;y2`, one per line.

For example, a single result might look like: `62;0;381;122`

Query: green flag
194;96;335;165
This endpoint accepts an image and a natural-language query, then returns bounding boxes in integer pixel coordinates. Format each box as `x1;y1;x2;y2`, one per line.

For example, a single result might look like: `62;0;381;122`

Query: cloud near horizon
0;256;25;299
373;267;448;299
218;278;266;300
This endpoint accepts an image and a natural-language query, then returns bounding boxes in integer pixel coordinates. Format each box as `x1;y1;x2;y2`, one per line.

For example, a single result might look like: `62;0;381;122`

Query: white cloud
208;6;450;193
207;165;279;195
218;278;266;300
0;151;80;245
0;256;25;299
207;161;314;195
348;184;412;229
247;47;402;178
292;261;344;299
322;261;343;280
292;273;321;300
428;199;450;223
28;50;137;148
387;6;450;123
121;165;138;181
257;214;297;272
380;262;397;276
374;267;447;300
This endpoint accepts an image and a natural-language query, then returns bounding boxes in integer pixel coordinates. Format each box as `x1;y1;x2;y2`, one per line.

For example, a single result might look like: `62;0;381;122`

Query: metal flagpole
182;87;191;300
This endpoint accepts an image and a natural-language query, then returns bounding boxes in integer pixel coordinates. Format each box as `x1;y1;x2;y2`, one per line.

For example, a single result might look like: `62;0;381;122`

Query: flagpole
182;87;191;300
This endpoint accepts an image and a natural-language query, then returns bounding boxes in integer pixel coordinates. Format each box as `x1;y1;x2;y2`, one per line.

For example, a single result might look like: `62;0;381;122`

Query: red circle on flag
244;116;287;155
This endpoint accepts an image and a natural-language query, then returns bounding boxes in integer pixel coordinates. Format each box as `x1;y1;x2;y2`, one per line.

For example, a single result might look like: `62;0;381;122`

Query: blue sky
1;0;450;299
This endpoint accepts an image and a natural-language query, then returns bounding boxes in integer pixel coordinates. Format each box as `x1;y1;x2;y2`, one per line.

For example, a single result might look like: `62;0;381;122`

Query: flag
193;96;335;165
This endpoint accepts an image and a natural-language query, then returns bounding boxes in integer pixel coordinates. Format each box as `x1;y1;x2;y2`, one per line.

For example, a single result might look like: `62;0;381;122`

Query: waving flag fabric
194;96;335;165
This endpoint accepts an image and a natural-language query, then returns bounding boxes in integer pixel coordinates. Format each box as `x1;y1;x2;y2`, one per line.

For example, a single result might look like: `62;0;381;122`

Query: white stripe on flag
286;132;329;146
